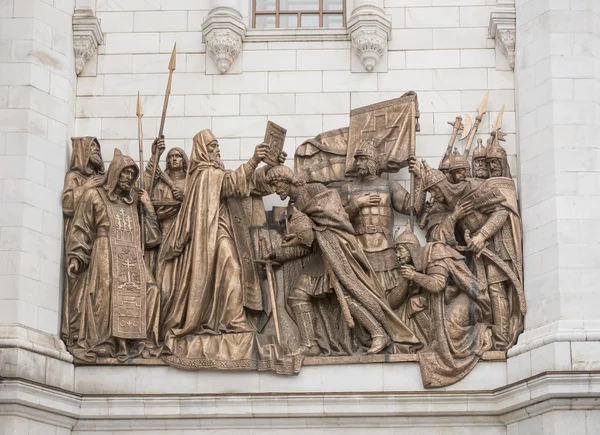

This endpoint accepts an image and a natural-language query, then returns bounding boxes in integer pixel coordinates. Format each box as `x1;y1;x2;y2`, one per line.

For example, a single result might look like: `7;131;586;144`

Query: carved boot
490;282;510;350
346;298;389;354
292;303;321;357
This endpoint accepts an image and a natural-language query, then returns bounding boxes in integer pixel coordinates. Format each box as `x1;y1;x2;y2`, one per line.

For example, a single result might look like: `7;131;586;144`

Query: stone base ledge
508;319;600;357
1;372;600;431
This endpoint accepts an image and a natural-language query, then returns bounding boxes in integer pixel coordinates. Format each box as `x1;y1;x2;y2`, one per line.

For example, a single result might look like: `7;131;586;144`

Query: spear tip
169;42;177;71
477;90;490;116
136;91;143;117
492;104;505;131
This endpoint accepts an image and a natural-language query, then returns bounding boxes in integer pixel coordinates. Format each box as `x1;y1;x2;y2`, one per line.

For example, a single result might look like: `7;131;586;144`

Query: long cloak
295;184;420;350
61;136;105;346
66;151;161;362
158;130;301;375
416;242;493;388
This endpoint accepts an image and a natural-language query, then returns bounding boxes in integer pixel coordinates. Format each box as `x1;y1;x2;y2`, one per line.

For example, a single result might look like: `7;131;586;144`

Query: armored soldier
420;161;524;351
486;133;511;178
472;139;489;179
341;140;425;309
266;165;420;356
447;149;471;184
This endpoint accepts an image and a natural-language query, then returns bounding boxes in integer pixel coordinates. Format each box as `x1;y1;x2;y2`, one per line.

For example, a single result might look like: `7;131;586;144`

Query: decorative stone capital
72;8;103;75
202;6;245;74
347;3;391;72
489;3;516;70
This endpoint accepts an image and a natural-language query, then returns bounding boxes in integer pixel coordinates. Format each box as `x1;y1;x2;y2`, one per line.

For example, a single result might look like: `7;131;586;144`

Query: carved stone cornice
488;2;516;69
347;3;391;72
202;6;245;74
72;8;103;75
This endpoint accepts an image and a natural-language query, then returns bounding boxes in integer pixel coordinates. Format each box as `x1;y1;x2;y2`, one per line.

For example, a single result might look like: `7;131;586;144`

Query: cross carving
361;113;400;156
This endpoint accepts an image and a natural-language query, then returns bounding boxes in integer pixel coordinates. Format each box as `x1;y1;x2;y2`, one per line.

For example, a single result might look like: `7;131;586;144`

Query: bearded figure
266;165;421;357
61;136;105;347
421;161;524;351
471;139;489;180
66;149;162;362
486;134;511;178
340;140;425;310
394;221;492;388
447;149;471;184
156;130;299;374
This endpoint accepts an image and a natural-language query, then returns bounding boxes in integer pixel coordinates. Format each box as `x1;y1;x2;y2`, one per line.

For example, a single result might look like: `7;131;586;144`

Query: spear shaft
136;92;145;251
149;43;177;197
464;91;489;158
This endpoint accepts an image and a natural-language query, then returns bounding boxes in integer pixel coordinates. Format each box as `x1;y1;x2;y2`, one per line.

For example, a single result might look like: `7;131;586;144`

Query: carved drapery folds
72;8;103;75
62;92;524;388
202;6;245;74
489;0;516;70
347;2;391;72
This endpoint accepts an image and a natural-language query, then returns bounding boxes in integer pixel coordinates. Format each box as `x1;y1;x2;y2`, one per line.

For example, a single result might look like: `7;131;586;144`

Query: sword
255;235;282;344
460;230;526;315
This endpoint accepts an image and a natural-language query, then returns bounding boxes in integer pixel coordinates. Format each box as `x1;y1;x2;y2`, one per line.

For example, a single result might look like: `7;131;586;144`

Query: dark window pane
255;14;277;28
255;0;276;11
300;14;319;28
323;0;343;11
279;14;299;28
280;0;319;11
323;14;343;28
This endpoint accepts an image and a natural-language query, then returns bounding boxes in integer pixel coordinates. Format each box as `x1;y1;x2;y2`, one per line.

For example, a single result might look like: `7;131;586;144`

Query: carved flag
346;92;419;175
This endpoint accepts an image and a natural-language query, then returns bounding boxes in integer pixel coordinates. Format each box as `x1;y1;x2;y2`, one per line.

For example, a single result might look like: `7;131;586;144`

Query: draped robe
66;151;161;362
158;130;301;375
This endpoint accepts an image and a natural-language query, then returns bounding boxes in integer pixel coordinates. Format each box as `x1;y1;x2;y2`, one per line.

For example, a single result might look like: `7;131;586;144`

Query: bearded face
89;140;103;170
117;167;136;194
356;156;378;178
395;245;412;265
451;168;468;183
488;158;503;177
428;185;445;204
272;179;292;200
473;158;489;179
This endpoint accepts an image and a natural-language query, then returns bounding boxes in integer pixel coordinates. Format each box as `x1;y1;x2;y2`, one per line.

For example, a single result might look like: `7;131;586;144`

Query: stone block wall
78;0;515;216
0;0;76;336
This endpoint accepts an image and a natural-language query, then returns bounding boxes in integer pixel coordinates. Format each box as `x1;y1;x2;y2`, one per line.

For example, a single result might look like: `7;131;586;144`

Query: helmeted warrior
420;161;524;350
447;148;471;184
486;133;511;178
471;138;489;179
341;140;425;309
266;165;420;357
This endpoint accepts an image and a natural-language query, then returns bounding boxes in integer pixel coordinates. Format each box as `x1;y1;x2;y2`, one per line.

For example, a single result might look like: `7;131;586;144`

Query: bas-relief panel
62;57;523;389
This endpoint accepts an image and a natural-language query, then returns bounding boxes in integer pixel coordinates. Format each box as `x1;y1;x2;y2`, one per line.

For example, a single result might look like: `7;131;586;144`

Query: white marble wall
0;1;76;334
78;0;515;215
508;0;600;378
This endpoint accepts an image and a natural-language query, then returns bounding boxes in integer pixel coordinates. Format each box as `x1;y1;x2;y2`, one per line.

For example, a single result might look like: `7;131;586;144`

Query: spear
439;115;464;169
136;92;145;251
464;91;489;158
149;42;177;197
489;104;505;146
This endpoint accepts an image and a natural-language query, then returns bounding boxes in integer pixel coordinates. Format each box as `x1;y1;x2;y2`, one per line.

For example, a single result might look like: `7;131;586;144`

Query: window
252;0;345;29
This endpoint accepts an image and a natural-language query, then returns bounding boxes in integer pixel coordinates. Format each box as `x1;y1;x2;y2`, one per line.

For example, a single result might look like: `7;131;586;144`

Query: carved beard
358;160;378;177
89;152;103;170
210;155;225;170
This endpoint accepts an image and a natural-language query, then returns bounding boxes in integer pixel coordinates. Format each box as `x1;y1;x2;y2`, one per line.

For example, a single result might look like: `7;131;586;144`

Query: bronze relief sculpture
62;86;524;387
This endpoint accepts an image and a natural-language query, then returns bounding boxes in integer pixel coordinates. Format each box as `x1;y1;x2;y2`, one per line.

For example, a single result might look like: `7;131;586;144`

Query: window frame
251;0;346;29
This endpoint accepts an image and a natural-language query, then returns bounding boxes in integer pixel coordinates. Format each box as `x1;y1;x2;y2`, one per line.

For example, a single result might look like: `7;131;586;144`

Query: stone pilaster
508;0;600;381
489;0;516;70
347;0;391;72
72;8;103;75
202;0;245;74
